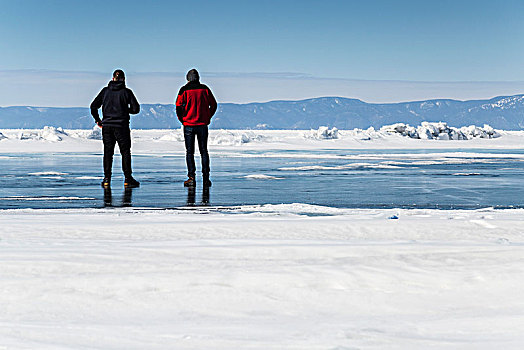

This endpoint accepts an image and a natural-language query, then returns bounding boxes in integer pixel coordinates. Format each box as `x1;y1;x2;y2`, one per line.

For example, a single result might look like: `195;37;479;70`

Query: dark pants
183;125;210;178
102;126;132;178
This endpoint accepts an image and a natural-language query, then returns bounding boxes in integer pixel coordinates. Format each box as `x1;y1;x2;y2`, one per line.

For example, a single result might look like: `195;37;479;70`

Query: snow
452;172;482;176
28;171;69;176
244;174;284;180
1;126;522;155
1;205;524;349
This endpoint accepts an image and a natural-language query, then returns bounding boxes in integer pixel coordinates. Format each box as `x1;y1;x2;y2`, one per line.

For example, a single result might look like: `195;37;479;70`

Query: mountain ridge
1;94;523;130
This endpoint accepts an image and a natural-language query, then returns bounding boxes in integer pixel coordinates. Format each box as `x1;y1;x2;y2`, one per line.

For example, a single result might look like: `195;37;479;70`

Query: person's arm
90;88;106;126
207;88;218;117
175;88;187;123
128;89;140;115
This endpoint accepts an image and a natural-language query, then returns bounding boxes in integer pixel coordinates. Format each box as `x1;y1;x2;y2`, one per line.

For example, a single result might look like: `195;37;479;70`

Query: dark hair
186;69;199;82
113;69;125;81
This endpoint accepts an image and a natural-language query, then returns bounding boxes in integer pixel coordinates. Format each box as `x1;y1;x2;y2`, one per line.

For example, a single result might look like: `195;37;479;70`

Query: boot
124;177;140;188
203;175;212;187
184;176;196;187
101;177;111;188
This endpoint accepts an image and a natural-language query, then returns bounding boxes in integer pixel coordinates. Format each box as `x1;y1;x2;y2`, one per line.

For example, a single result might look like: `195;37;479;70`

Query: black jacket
90;81;140;127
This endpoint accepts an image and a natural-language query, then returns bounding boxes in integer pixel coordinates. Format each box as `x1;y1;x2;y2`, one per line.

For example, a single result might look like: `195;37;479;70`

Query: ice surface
278;162;401;171
1;196;95;201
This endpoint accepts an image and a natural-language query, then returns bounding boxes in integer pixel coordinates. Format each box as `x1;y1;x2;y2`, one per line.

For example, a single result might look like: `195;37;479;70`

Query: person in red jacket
176;69;217;187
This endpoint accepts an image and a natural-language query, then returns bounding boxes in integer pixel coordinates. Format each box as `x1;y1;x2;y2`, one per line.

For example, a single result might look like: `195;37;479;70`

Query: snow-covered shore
1;126;524;154
1;205;524;349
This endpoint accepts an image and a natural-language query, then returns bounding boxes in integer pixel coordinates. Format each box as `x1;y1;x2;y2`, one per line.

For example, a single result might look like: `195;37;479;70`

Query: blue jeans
183;125;210;178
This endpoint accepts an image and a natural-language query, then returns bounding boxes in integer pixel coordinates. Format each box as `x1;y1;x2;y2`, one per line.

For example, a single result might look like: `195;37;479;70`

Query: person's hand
96;121;103;128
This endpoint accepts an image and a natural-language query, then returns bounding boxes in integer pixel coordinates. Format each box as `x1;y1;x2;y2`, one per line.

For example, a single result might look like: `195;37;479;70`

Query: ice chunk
87;125;102;140
437;132;450;140
380;123;418;138
158;131;183;142
210;130;265;145
304;126;339;140
417;126;433;140
381;122;501;140
41;126;67;142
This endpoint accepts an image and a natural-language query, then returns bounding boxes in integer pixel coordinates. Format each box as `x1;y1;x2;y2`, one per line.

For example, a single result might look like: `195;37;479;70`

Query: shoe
101;177;111;188
203;176;212;187
184;176;196;187
124;177;140;188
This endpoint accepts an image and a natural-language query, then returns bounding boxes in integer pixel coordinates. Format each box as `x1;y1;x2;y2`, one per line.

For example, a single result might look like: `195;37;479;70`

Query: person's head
186;69;199;82
112;69;125;81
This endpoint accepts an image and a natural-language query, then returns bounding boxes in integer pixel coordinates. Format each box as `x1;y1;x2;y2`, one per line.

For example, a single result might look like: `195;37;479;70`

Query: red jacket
175;82;217;126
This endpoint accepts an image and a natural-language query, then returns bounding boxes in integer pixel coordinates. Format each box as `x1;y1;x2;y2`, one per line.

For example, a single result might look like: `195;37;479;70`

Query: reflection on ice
103;188;134;208
186;187;210;207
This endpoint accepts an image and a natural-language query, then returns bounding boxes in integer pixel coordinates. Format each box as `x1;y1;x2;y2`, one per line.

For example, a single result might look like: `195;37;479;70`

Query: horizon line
2;93;523;109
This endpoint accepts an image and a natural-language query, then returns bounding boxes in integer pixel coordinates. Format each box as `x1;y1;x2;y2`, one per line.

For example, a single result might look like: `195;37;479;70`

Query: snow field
1;206;524;349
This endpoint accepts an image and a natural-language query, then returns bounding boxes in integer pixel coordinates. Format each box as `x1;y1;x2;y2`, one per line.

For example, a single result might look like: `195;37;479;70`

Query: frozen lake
3;129;524;349
1;148;524;209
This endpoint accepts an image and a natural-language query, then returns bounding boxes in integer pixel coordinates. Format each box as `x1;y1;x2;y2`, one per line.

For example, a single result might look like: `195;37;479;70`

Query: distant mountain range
1;94;524;130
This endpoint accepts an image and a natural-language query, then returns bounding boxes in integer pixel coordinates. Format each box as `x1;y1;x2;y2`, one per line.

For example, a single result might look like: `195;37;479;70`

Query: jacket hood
108;80;126;91
186;81;201;88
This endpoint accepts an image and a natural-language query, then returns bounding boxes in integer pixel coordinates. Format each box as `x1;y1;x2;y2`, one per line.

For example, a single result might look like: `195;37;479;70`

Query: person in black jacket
90;69;140;188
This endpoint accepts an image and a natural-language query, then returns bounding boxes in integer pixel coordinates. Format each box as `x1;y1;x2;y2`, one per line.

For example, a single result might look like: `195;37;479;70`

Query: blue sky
1;0;524;105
